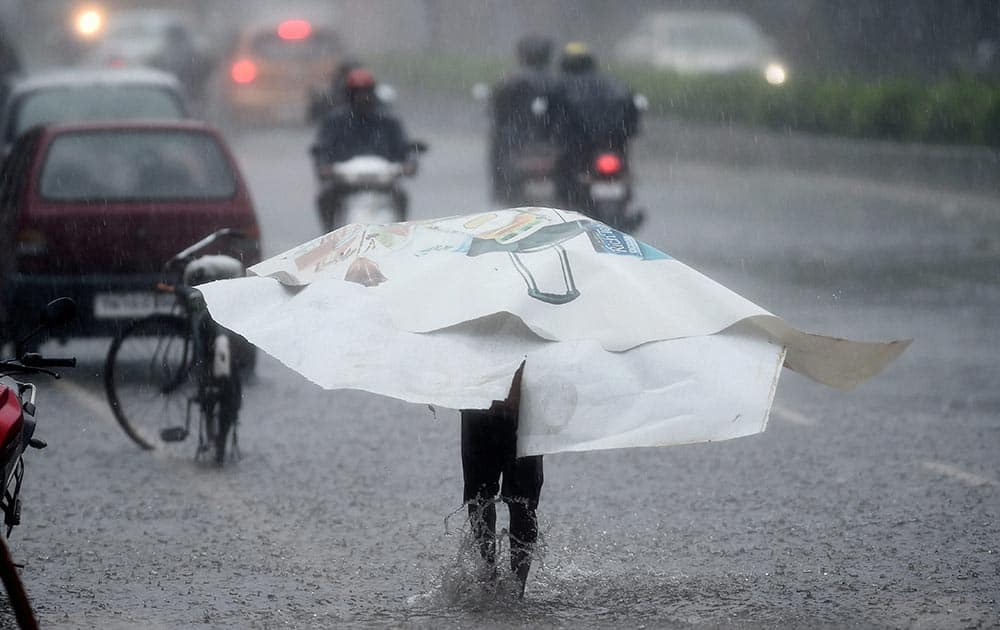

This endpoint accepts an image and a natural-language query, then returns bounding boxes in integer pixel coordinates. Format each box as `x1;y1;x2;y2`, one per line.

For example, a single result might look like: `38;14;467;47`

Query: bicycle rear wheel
105;315;196;450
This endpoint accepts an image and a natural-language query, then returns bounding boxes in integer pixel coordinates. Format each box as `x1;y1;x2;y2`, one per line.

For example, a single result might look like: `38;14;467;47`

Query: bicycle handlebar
165;228;247;272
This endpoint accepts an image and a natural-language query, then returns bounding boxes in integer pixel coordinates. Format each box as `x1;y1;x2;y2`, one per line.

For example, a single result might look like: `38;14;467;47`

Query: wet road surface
2;89;998;628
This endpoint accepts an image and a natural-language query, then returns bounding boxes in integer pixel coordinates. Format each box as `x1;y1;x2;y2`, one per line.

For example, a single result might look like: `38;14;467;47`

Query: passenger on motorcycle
311;69;414;223
489;35;561;204
552;42;641;209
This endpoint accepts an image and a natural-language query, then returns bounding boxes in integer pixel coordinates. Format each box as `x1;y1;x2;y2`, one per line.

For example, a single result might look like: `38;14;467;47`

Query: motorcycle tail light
230;59;257;84
595;153;623;176
278;19;311;40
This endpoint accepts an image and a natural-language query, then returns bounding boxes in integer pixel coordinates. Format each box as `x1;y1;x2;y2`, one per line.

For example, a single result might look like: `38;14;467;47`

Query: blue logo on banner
587;223;670;260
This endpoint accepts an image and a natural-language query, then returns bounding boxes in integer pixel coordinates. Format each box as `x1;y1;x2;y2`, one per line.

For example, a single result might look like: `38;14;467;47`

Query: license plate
523;179;555;200
590;181;627;200
93;292;172;319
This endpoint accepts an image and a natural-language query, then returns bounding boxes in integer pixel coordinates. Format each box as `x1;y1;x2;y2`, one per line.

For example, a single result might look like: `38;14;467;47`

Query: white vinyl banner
200;208;909;456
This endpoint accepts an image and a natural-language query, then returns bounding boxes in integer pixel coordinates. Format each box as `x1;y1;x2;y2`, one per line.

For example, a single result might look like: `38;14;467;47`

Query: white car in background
82;9;214;99
0;67;189;163
615;10;789;85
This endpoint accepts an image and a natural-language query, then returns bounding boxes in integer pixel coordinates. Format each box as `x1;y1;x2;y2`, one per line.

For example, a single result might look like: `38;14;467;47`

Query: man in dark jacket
310;69;413;226
553;42;640;206
312;68;411;165
462;363;543;597
489;36;559;204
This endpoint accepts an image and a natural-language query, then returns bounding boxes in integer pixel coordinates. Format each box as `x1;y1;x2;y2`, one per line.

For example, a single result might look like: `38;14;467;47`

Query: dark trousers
461;406;543;581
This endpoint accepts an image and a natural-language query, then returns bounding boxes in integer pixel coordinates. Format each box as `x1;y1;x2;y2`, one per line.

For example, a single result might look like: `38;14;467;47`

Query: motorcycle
0;297;76;630
563;149;645;233
497;97;562;206
474;85;561;207
313;142;427;232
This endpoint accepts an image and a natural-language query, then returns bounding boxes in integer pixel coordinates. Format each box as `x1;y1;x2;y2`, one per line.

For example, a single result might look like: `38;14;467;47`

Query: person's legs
461;409;504;566
503;454;544;594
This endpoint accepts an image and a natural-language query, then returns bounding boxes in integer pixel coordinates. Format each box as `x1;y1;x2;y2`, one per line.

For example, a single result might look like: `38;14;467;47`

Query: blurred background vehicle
0;67;189;164
614;9;789;85
0;120;261;346
82;8;214;101
222;17;344;125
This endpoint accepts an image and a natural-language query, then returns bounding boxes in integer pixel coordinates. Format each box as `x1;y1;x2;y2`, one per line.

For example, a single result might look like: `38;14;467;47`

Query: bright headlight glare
74;8;104;38
765;63;787;86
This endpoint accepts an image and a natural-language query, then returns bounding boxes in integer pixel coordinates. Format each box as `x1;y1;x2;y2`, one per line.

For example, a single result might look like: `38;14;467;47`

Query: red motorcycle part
0;386;24;450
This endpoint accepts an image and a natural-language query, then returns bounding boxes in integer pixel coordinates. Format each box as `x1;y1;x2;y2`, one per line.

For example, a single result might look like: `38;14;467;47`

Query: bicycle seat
0;386;24;450
183;255;245;286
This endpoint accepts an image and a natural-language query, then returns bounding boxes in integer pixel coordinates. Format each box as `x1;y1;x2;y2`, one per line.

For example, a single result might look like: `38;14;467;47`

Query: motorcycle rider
552;42;640;211
310;68;415;225
307;57;364;123
149;24;211;101
489;35;560;204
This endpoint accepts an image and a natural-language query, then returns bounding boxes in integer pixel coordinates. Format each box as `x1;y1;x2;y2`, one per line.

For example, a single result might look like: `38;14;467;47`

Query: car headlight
764;62;787;86
73;6;105;39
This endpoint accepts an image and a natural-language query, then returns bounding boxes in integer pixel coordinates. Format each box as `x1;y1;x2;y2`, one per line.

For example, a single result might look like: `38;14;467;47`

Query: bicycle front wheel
105;315;197;450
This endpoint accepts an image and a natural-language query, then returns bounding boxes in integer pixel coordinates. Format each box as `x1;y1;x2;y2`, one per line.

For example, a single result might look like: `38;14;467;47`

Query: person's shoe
510;549;531;598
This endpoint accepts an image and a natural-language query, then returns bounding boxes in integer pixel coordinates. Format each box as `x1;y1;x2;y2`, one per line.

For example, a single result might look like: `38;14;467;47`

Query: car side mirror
375;83;396;104
471;82;491;101
17;297;77;352
531;96;548;117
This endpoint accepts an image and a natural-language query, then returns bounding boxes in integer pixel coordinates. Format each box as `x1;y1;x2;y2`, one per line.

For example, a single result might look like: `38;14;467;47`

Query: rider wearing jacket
312;69;411;165
311;69;413;219
553;42;640;206
489;36;559;203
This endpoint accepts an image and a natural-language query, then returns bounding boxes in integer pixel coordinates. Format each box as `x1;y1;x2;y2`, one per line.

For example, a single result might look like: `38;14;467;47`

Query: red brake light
231;59;257;84
278;19;311;40
595;153;622;175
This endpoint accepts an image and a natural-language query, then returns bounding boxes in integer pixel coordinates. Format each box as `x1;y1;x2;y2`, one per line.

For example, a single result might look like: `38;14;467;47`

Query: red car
0;120;261;344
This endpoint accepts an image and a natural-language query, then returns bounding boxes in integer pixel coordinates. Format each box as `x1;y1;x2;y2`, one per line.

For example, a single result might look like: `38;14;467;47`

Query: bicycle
104;229;251;465
0;297;77;630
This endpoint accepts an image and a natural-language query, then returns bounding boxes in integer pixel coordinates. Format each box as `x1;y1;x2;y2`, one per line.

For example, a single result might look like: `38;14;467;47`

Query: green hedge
372;54;1000;147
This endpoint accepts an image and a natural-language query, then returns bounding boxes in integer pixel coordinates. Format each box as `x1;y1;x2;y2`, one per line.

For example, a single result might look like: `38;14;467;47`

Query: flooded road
4;90;998;628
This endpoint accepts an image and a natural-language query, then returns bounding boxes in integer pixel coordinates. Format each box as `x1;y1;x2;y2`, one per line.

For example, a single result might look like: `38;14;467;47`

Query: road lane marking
55;379;117;425
771;404;818;427
922;461;995;487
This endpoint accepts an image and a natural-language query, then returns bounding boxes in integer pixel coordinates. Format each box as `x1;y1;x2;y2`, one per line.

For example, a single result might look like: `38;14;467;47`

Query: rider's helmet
345;68;376;92
332;57;362;91
344;68;377;113
560;41;596;74
516;35;553;70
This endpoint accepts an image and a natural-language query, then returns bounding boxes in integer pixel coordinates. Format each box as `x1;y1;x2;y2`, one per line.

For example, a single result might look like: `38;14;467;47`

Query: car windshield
105;17;172;40
250;31;340;60
39;130;236;201
12;86;185;138
652;14;769;52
